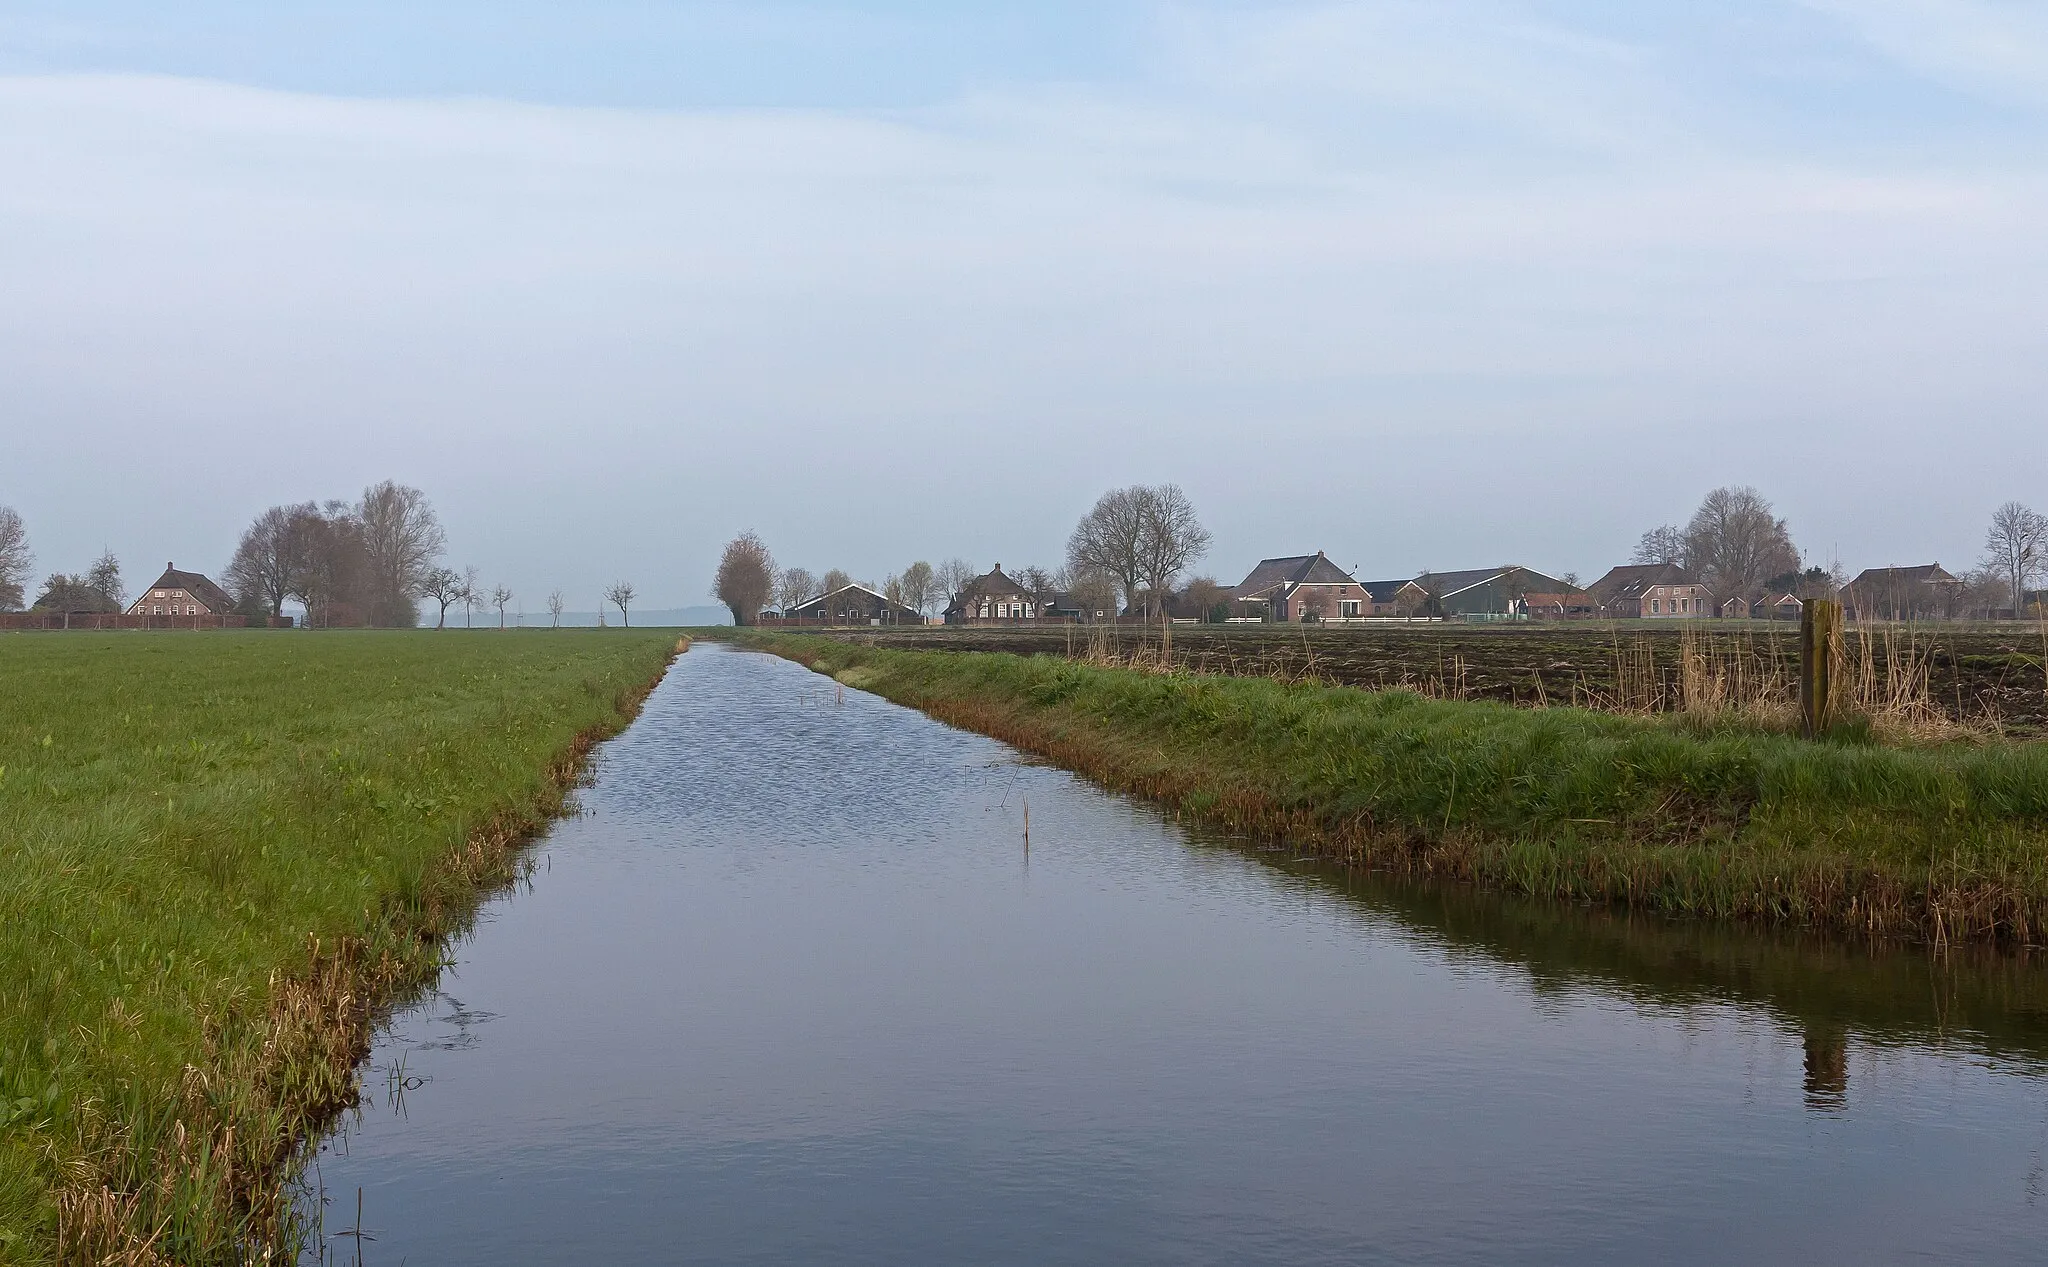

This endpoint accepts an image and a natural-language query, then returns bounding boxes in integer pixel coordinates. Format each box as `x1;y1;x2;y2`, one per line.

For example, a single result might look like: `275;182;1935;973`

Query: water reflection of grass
1289;857;2048;1081
748;634;2048;948
0;630;677;1263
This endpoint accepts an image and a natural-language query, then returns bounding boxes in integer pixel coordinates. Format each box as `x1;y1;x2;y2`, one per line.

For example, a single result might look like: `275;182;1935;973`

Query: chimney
167;561;175;571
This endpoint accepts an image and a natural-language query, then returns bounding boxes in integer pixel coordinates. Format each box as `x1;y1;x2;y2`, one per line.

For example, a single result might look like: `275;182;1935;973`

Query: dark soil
802;621;2048;738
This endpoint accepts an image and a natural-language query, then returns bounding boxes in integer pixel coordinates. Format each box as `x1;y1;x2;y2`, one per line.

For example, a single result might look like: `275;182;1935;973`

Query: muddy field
807;621;2048;738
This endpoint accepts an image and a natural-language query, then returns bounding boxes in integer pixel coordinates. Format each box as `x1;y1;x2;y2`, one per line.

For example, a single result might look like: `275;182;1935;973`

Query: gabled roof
1845;564;1961;588
139;564;235;612
1588;562;1706;605
1412;566;1571;599
954;565;1034;603
794;581;902;610
1235;551;1358;597
1359;579;1420;604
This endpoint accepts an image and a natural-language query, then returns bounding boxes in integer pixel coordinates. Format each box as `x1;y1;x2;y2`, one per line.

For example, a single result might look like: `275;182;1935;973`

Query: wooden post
1800;598;1842;738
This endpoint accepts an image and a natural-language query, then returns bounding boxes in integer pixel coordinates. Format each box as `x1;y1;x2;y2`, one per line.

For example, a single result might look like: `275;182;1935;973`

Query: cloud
1803;0;2048;106
2;3;2046;593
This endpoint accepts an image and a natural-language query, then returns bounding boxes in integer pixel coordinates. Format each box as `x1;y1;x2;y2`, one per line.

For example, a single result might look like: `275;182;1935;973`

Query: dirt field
804;620;2048;738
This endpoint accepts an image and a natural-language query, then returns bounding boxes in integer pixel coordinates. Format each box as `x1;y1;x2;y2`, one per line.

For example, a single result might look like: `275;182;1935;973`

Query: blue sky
4;2;2046;604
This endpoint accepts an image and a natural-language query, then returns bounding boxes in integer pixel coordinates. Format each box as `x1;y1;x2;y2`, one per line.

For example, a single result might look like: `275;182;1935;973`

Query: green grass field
0;630;677;1264
749;633;2048;945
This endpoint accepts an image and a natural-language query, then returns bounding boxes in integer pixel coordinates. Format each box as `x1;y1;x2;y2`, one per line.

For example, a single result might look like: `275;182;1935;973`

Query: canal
307;642;2048;1263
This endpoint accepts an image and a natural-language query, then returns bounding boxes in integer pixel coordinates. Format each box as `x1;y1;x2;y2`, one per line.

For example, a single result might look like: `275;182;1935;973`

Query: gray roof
1235;552;1358;596
1411;566;1570;599
1587;562;1705;604
1845;564;1960;588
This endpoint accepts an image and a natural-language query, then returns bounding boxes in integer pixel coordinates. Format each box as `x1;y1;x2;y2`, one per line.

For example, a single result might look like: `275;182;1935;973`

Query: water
308;643;2048;1263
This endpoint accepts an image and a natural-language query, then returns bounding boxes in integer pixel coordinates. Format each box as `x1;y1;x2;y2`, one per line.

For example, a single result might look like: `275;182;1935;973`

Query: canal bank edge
734;632;2048;946
25;635;686;1266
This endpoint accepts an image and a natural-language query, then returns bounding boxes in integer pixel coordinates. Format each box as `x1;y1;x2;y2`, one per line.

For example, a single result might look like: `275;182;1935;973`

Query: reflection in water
1803;1028;1848;1112
307;644;2048;1265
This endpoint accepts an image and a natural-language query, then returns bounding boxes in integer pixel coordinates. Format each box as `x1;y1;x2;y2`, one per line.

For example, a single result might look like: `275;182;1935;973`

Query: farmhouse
129;564;235;618
1234;552;1374;621
945;565;1042;623
1410;566;1576;618
1586;563;1715;619
1840;564;1963;620
785;582;924;626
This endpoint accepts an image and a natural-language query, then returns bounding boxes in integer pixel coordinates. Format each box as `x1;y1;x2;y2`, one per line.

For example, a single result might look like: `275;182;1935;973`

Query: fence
0;613;293;631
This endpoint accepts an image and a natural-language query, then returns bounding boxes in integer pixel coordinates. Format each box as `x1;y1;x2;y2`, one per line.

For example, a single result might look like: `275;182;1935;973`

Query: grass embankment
743;633;2048;945
0;630;679;1264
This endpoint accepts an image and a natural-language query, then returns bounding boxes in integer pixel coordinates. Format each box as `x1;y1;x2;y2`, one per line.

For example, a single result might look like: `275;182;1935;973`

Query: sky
4;1;2046;606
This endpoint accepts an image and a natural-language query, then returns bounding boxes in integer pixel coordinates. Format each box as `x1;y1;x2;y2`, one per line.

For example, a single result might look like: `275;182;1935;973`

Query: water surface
310;643;2048;1263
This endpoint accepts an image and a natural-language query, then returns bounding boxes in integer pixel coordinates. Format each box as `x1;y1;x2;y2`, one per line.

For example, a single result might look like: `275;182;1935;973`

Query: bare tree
1065;566;1118;619
933;558;977;612
899;560;935;615
1016;565;1058;598
883;573;905;605
460;565;482;628
0;505;30;611
295;502;370;629
1179;575;1229;622
604;579;637;627
777;567;818;614
1683;486;1799;600
1067;487;1150;616
820;567;852;595
421;566;462;628
1984;501;2048;616
491;583;513;629
546;590;566;627
356;481;445;627
86;550;125;608
225;503;316;619
1137;484;1210;618
714;531;775;625
1630;525;1686;566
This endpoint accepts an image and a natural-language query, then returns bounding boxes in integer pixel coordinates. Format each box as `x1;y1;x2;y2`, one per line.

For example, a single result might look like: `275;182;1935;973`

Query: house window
1651;599;1660;614
1340;600;1362;617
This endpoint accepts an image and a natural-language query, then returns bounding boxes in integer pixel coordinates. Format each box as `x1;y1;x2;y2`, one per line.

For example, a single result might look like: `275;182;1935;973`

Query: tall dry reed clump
1069;620;1986;744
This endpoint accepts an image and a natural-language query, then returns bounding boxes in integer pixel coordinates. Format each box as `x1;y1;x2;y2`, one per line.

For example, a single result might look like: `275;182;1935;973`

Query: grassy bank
0;630;679;1264
740;633;2048;945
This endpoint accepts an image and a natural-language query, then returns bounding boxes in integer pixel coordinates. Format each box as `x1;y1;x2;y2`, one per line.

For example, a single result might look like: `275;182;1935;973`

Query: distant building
1234;552;1374;621
1587;563;1715;619
1520;591;1598;619
783;583;924;626
1359;578;1428;616
1042;590;1113;623
1840;564;1963;620
1757;592;1804;621
1411;566;1575;618
129;564;235;618
945;565;1042;623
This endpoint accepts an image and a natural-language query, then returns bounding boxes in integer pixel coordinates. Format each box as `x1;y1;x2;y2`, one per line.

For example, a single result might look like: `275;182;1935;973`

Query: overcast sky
4;1;2046;604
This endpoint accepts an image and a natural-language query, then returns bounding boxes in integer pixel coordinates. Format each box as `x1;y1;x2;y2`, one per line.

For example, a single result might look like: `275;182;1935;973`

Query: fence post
1800;598;1842;738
